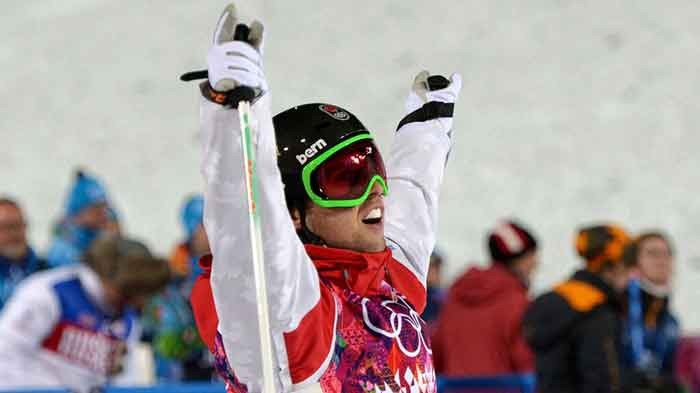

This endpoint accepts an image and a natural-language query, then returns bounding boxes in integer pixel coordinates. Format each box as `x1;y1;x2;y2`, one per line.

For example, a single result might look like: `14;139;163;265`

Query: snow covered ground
2;1;699;330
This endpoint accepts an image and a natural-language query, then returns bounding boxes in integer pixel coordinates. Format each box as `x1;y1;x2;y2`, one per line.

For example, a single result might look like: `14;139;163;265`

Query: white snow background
2;1;699;331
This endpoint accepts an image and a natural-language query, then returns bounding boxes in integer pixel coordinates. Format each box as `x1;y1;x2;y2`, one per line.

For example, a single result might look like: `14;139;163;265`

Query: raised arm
384;72;462;285
199;5;320;391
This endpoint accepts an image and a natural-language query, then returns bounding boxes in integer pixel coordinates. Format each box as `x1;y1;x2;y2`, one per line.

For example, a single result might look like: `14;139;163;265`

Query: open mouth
361;207;383;225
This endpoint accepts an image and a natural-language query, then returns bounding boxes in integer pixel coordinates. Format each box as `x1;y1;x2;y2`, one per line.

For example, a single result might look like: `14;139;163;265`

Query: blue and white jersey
0;264;141;393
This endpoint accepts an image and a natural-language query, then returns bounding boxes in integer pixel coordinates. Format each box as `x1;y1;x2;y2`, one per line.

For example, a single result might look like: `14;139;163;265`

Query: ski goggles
302;134;389;208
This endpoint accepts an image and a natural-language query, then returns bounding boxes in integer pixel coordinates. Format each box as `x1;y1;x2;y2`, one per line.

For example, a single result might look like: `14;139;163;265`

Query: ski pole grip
427;75;450;91
227;86;256;107
233;23;251;42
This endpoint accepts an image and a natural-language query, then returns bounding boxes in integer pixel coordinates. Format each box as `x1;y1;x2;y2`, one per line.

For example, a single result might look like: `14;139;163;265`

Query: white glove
400;71;462;133
206;4;268;96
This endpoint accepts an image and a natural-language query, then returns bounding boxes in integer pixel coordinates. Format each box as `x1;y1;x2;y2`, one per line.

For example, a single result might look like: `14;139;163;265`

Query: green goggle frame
301;134;389;208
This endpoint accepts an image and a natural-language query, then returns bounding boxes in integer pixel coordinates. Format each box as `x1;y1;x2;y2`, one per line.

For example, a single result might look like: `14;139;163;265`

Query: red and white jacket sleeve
199;93;321;392
384;75;461;291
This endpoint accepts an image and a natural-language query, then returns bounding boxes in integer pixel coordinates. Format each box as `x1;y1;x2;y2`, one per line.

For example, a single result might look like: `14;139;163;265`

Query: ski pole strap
200;82;230;105
199;82;256;108
396;101;454;131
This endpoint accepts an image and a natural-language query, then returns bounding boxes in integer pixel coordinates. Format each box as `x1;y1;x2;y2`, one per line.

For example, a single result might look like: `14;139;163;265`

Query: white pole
238;100;277;393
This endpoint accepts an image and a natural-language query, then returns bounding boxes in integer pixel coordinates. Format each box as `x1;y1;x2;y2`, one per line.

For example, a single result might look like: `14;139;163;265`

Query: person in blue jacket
622;231;682;392
46;170;112;267
0;197;48;309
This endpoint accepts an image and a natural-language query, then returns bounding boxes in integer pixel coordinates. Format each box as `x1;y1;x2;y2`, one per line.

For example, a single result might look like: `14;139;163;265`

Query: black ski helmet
273;103;372;208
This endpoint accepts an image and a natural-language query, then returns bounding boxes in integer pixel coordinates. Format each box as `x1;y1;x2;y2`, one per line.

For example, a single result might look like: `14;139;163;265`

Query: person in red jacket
432;220;538;376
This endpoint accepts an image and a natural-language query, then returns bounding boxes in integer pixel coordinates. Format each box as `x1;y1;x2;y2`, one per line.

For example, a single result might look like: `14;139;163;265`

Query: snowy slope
2;1;699;330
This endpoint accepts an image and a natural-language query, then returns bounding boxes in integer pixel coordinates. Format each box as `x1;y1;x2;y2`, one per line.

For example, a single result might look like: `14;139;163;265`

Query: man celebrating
189;4;461;392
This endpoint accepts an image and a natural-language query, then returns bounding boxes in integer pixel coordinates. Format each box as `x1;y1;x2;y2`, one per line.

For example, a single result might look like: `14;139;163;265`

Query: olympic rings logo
361;296;432;358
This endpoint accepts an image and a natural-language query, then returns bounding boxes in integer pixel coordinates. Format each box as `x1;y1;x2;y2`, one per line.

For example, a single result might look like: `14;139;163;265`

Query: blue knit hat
65;171;109;218
181;195;204;240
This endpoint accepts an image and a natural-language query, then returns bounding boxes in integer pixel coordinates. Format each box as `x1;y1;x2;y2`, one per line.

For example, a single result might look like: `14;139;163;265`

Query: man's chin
327;232;385;253
357;237;386;253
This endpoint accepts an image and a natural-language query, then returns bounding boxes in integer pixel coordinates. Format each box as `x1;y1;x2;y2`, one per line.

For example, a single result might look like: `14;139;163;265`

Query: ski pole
237;90;277;393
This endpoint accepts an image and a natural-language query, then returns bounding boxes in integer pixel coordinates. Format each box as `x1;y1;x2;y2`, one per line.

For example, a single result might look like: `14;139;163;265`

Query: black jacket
523;270;623;393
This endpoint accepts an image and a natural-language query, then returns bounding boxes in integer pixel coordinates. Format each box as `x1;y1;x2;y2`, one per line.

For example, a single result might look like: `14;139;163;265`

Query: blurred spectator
0;197;48;309
523;224;632;393
142;194;212;382
422;247;446;327
622;231;682;392
0;235;170;392
432;220;538;376
46;170;112;267
169;195;209;288
142;286;209;382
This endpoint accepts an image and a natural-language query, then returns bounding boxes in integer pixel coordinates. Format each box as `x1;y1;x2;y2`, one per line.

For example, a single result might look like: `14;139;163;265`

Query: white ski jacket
198;84;457;392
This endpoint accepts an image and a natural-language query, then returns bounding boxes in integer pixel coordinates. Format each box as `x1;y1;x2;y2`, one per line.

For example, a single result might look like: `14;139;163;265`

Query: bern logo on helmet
319;104;350;121
296;138;328;164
